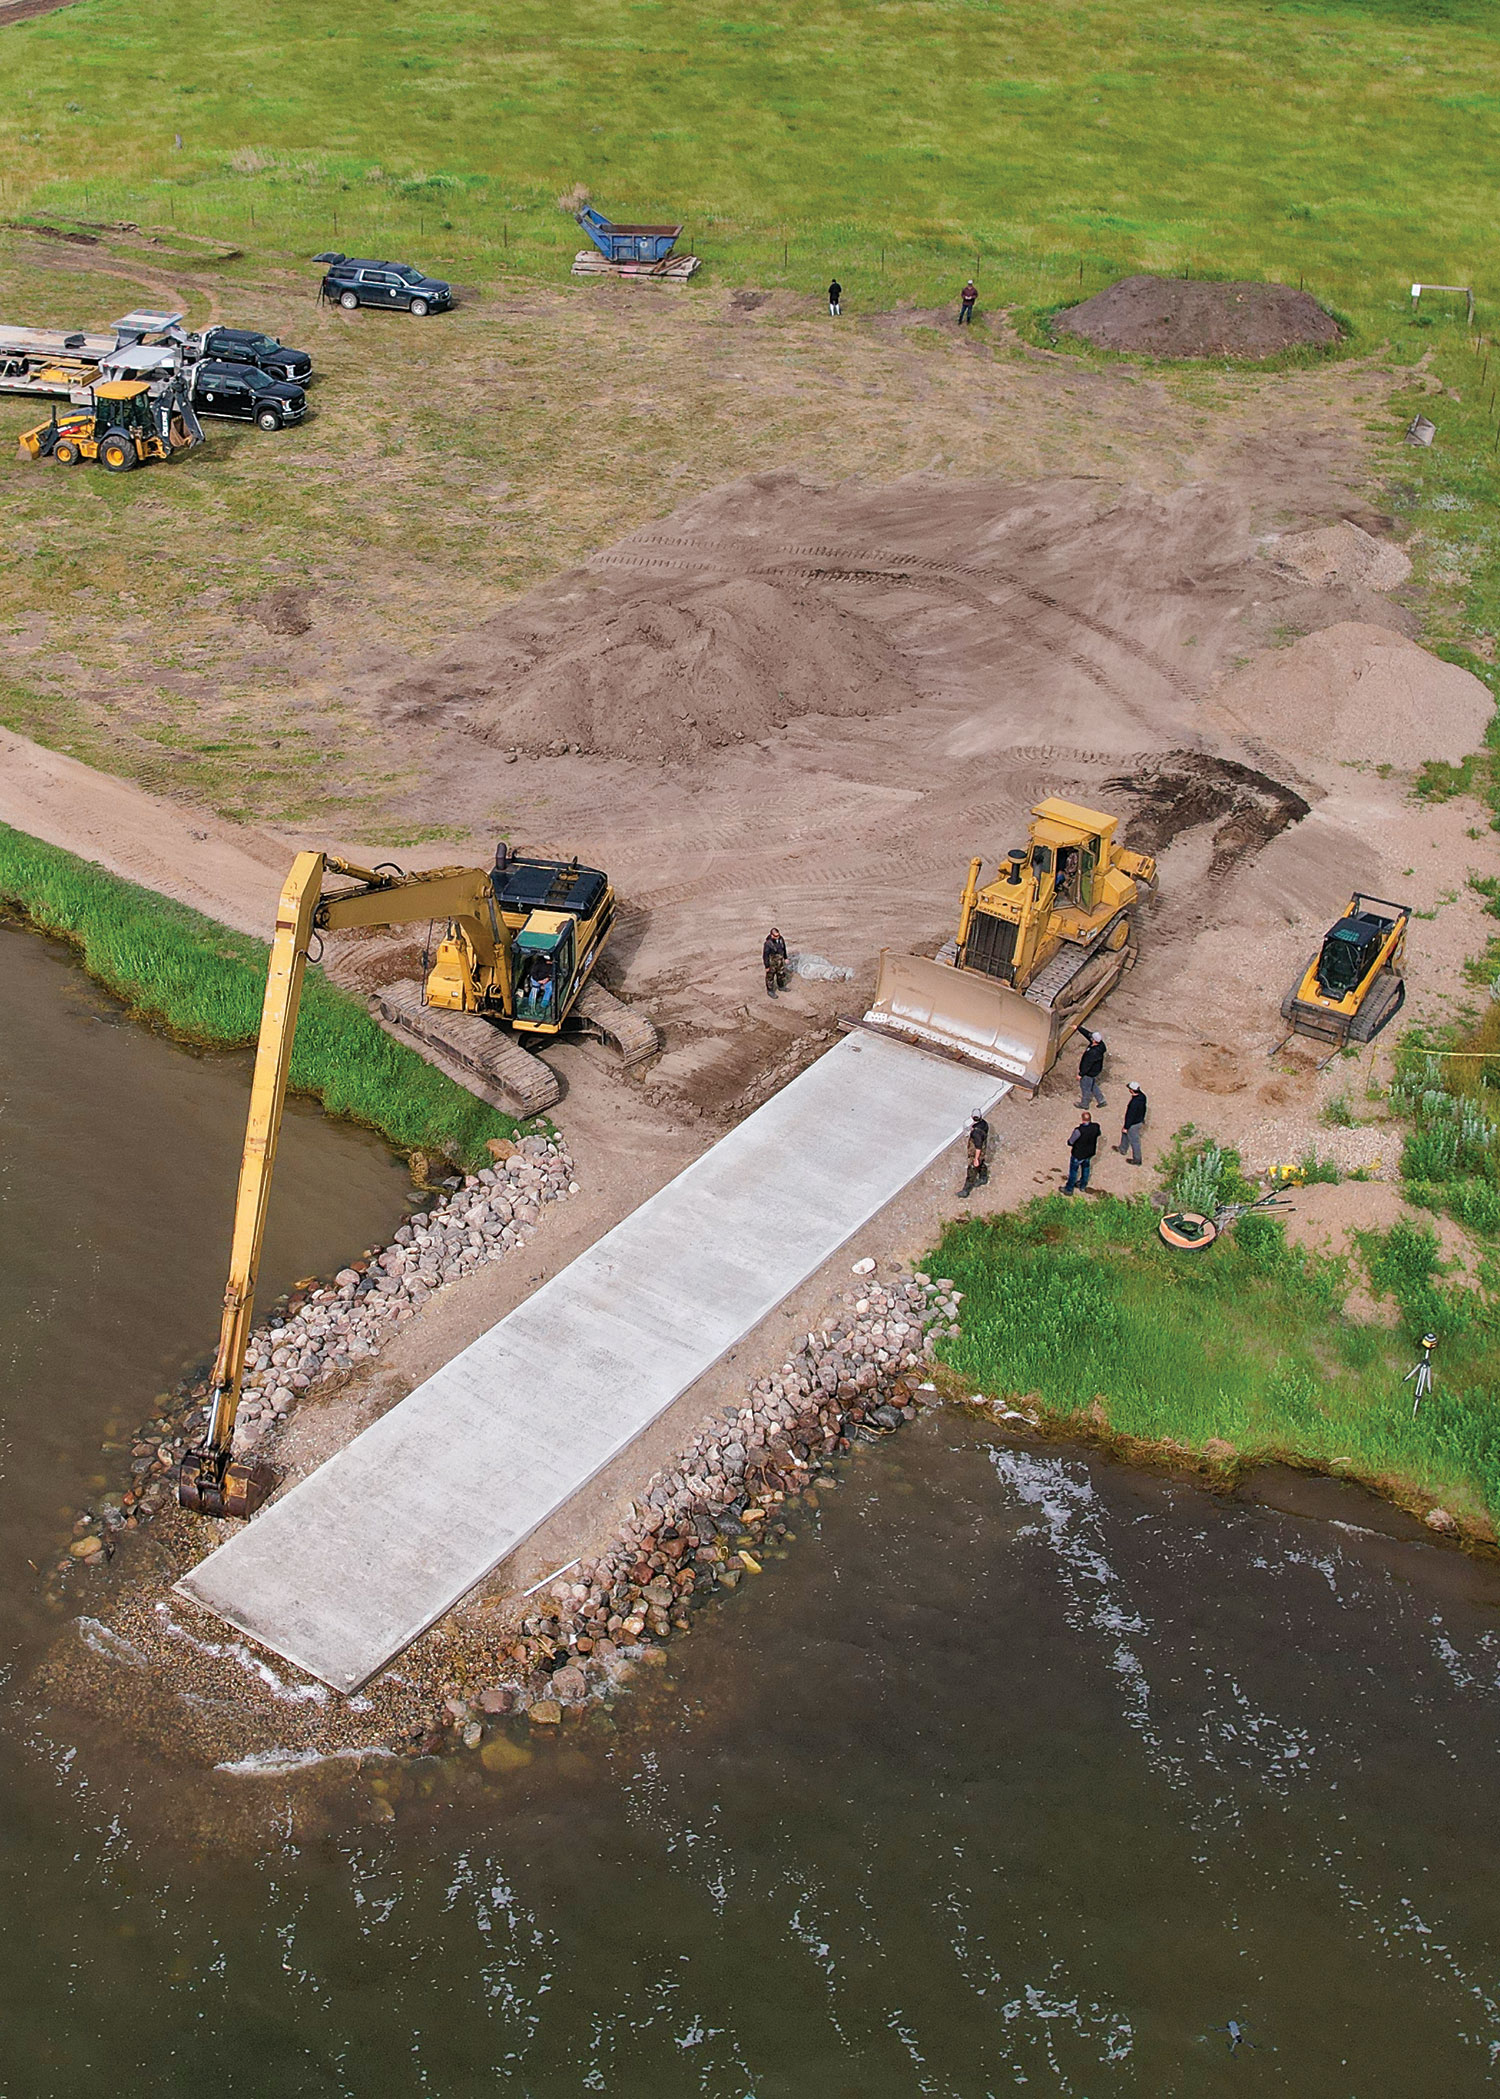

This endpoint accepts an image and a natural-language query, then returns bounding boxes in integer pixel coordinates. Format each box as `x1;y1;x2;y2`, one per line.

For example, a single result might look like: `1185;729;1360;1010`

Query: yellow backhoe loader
858;796;1156;1091
178;846;656;1516
19;376;203;469
1280;893;1408;1048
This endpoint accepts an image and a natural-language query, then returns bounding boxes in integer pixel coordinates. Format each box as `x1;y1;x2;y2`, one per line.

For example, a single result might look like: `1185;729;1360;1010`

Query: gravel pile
408;1267;962;1752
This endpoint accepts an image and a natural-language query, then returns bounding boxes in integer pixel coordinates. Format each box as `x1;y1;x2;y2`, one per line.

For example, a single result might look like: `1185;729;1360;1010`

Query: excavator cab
512;916;576;1027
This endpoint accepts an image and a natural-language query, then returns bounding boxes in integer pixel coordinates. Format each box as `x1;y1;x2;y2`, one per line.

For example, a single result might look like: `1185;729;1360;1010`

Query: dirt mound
1055;276;1341;360
404;570;922;762
1267;522;1410;594
1205;622;1493;771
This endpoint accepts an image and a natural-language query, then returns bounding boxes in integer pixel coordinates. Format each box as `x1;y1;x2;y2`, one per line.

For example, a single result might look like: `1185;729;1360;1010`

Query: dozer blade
570;977;659;1066
371;979;562;1117
860;950;1055;1091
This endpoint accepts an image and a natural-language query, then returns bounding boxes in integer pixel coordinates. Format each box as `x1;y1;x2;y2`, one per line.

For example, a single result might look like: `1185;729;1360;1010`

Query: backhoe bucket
860;950;1055;1091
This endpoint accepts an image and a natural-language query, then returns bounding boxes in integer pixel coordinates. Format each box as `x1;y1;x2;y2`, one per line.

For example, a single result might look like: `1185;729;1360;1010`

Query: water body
5;920;1500;2095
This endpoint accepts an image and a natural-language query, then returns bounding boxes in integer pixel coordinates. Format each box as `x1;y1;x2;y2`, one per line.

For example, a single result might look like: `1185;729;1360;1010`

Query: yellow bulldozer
19;377;202;470
859;796;1156;1091
178;844;656;1516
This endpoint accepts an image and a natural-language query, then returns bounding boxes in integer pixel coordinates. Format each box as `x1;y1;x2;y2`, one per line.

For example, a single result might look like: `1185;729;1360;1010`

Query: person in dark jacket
960;1112;990;1197
959;279;978;324
763;927;789;997
1065;1111;1100;1194
1117;1082;1147;1165
828;279;842;317
1078;1031;1107;1109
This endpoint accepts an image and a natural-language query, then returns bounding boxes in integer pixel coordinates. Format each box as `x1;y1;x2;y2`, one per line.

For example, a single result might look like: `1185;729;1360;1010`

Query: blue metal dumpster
578;208;682;265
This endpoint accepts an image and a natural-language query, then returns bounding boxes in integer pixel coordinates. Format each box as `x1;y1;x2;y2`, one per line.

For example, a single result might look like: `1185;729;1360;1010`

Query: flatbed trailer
0;313;184;399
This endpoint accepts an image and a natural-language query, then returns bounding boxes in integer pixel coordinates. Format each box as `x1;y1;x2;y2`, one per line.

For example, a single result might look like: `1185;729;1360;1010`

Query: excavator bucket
860;950;1055;1091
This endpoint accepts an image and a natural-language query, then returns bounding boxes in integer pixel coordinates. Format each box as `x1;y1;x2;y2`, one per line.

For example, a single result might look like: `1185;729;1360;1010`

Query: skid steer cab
19;378;202;471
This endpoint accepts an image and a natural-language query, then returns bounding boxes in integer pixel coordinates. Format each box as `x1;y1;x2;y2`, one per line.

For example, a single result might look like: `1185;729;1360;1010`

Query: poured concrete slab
178;1033;1007;1692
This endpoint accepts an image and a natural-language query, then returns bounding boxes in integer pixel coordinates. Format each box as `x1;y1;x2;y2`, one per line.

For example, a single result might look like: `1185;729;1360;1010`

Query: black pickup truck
188;360;306;430
181;327;313;382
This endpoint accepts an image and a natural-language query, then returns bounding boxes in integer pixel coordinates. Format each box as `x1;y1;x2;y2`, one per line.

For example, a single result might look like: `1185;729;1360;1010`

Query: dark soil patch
1109;752;1310;876
254;586;314;637
1055;276;1341;360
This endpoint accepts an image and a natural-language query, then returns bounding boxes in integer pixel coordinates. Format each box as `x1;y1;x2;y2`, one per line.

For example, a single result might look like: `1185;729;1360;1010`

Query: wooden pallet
571;249;701;282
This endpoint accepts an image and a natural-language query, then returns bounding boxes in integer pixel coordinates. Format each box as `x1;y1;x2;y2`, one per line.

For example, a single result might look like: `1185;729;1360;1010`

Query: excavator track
371;979;562;1118
570;978;660;1067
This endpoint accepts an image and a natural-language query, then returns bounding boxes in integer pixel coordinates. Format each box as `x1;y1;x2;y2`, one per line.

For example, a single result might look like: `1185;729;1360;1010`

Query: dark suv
315;255;453;317
187;327;312;383
189;361;307;430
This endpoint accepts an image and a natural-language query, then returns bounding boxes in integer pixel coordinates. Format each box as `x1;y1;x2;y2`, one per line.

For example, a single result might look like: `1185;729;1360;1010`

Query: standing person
1065;1111;1100;1195
828;278;842;318
1117;1082;1147;1166
763;927;789;997
1077;1030;1107;1109
959;279;978;324
960;1112;990;1198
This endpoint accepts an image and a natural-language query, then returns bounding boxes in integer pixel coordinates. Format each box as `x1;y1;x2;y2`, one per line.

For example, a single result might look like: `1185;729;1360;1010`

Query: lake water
4;917;1500;2096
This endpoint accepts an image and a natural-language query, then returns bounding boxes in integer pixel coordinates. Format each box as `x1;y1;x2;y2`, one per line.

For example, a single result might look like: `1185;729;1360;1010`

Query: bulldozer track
571;978;660;1066
596;534;1196;698
371;979;561;1118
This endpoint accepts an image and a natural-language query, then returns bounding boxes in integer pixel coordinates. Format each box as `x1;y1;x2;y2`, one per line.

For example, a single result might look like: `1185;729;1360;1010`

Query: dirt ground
6;247;1496;1779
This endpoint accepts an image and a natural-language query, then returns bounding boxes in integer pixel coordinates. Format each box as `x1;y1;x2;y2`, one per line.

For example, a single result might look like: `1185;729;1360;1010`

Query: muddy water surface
5;921;1500;2096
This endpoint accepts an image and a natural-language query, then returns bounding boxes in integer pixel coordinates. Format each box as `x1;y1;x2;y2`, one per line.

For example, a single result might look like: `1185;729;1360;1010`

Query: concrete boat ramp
178;1033;1007;1693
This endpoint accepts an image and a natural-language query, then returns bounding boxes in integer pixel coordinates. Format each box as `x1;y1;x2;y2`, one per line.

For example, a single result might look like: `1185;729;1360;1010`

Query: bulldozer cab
1030;799;1113;912
512;914;576;1027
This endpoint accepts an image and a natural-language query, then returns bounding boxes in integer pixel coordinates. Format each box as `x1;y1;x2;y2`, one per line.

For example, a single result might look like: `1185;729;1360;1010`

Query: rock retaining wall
412;1266;962;1752
60;1136;576;1569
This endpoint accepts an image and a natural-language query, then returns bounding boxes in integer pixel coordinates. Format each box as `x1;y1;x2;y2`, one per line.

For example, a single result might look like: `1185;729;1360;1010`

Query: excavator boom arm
182;852;518;1515
182;853;327;1514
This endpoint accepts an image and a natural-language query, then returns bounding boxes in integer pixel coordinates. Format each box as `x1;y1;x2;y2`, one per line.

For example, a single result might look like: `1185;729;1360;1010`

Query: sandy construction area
10;434;1497;1780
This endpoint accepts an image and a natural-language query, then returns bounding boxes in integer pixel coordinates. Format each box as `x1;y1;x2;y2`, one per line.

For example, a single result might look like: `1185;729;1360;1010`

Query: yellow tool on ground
179;846;657;1516
1280;894;1408;1049
18;377;202;469
857;796;1156;1092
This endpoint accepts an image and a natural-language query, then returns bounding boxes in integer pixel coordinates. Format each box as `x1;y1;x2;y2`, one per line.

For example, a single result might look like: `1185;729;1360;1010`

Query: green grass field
2;0;1498;328
932;1190;1500;1528
0;823;518;1165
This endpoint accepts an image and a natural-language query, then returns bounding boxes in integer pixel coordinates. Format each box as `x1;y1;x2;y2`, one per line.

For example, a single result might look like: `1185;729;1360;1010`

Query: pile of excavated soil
1266;521;1411;595
1055;276;1342;359
390;571;922;762
1205;621;1492;771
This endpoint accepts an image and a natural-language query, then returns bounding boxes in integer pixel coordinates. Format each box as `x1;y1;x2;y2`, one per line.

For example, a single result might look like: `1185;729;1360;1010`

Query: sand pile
1055;276;1341;359
1266;522;1411;594
1206;622;1492;770
399;572;921;762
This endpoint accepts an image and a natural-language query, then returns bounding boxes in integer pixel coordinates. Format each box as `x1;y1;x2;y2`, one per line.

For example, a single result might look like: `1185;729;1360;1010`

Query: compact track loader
19;377;202;469
178;846;656;1517
1280;894;1408;1048
858;797;1156;1091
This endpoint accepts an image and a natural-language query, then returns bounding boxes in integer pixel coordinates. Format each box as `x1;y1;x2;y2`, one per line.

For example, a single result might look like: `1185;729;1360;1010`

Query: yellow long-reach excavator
179;845;656;1516
859;796;1156;1091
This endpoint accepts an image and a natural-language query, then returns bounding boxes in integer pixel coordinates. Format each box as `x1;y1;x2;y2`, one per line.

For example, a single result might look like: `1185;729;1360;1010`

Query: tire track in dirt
593;532;1197;705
